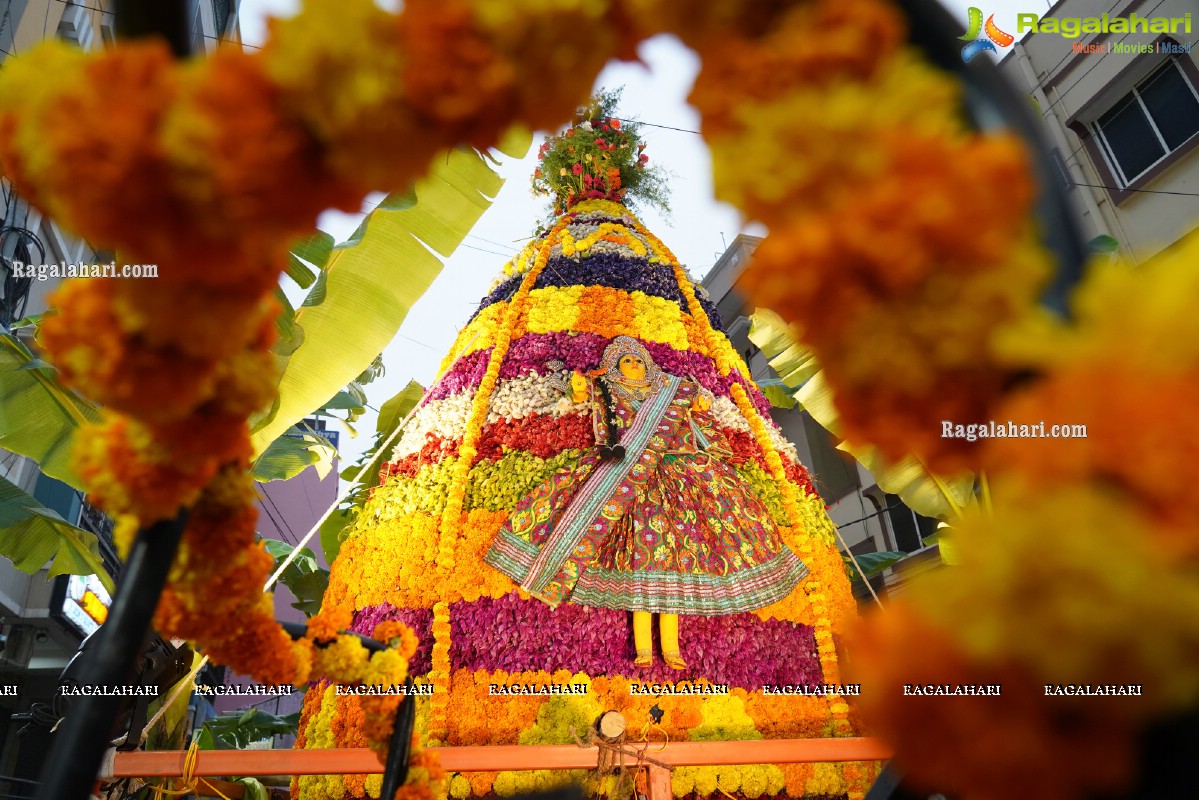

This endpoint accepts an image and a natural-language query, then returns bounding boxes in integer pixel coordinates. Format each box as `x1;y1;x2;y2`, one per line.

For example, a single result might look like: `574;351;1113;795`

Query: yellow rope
636;720;669;753
148;741;232;800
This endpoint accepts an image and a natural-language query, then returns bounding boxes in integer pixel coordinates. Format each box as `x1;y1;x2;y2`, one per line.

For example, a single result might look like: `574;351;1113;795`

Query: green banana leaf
834;441;976;520
285;230;333;289
250;131;531;456
0;331;100;488
144;650;202;751
756;378;797;410
0;473;113;593
844;550;908;582
199;707;300;750
251;427;337;483
262;539;327;617
747;310;823;388
747;309;975;520
235;778;270;800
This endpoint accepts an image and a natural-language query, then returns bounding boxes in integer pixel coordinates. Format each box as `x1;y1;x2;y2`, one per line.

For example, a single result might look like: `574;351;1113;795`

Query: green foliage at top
532;89;670;218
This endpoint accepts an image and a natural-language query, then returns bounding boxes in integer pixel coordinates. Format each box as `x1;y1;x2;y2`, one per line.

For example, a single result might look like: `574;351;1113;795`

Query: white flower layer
390;372;588;461
392;372;799;468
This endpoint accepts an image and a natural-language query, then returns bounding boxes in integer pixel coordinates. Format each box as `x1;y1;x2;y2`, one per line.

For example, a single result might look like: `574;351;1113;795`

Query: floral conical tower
296;99;871;800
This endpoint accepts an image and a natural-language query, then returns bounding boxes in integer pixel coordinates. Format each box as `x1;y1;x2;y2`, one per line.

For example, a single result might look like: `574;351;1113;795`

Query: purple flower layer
473;274;523;314
430;332;771;418
535;254;687;304
447;591;823;690
470;253;723;332
423;347;492;405
698;296;726;333
350;605;434;675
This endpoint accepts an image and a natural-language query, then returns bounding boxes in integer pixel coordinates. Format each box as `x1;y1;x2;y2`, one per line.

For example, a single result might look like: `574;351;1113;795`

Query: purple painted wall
213;461;338;735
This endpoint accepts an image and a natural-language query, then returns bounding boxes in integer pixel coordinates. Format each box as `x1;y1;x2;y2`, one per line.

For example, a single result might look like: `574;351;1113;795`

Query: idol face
618;354;647;382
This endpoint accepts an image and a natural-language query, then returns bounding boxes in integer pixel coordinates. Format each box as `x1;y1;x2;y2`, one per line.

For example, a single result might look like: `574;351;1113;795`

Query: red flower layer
720;426;820;499
475;411;595;461
380;412;820;500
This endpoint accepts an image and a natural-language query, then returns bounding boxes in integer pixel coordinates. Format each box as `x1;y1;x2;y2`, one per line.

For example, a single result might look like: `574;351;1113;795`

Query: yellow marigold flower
466;0;616;132
987;236;1199;553
850;480;1199;799
691;0;909;138
264;0;433;190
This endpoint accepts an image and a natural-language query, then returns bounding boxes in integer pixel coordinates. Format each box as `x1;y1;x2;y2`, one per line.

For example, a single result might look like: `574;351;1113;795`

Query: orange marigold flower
39;281;223;423
0;41;177;256
162;48;360;277
848;483;1199;798
372;621;420;660
308;605;354;643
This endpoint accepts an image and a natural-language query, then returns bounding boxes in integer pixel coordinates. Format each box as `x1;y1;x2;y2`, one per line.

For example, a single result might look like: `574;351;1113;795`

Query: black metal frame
35;511;189;799
896;0;1088;316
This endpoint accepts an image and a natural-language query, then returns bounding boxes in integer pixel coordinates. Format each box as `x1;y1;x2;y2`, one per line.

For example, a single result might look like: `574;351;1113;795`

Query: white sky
236;0;1044;469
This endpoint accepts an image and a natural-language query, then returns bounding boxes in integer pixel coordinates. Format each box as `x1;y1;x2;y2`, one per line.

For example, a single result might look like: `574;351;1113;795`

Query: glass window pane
1140;62;1199;151
1098;96;1166;182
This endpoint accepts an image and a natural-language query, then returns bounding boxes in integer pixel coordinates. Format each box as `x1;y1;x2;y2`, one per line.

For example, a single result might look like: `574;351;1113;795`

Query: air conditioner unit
57;3;95;50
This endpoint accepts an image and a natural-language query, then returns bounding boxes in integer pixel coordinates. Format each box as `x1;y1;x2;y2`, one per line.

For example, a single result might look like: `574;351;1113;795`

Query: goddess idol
485;335;809;669
297;93;868;800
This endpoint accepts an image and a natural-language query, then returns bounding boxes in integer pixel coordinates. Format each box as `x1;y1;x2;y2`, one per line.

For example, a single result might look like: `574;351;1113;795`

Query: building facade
998;0;1199;263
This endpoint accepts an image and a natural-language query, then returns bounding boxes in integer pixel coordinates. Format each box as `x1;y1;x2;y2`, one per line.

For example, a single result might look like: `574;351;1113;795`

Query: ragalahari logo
959;7;1015;62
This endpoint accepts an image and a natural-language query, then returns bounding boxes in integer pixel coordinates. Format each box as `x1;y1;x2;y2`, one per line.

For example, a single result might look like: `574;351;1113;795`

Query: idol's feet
634;650;653;668
663;651;688;671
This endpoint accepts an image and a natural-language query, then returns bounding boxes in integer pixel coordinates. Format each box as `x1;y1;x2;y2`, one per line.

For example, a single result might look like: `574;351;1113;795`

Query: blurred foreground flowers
840;234;1199;798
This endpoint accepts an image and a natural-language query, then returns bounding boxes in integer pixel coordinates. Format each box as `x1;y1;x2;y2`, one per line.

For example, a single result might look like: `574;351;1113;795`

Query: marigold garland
427;602;454;744
437;217;570;581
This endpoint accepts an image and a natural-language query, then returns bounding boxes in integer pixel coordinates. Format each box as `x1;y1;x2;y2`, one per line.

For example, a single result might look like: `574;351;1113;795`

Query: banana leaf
748;309;975;520
0;473;112;593
0;331;100;488
250;130;531;455
251;427;337;483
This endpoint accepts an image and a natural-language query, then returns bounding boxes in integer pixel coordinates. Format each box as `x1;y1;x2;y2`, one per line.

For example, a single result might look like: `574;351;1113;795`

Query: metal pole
35;8;195;796
35;511;189;800
896;0;1089;317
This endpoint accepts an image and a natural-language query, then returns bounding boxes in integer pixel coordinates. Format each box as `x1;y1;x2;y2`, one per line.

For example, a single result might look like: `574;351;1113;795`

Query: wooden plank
646;764;672;800
111;739;892;778
196;777;247;798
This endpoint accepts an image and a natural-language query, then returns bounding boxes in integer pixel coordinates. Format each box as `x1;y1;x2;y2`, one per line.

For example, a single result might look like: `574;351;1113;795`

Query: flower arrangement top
532;89;670;218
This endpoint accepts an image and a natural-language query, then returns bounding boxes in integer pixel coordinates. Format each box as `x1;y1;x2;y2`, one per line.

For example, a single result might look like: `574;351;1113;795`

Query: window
1092;59;1199;186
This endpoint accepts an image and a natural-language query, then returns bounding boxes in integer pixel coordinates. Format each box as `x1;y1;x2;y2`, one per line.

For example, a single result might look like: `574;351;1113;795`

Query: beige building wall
999;0;1199;263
